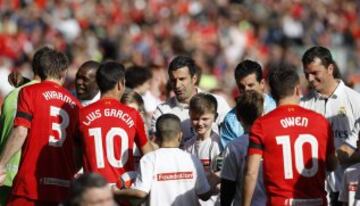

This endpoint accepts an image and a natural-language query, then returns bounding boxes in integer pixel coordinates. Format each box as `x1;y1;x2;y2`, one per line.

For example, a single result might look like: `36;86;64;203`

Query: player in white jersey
183;93;222;206
300;46;360;205
151;56;230;144
114;114;212;205
220;90;266;206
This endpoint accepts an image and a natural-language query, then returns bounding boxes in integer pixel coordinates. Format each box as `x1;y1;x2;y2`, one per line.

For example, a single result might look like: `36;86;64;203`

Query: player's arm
140;142;154;155
0;126;27;185
242;154;262;206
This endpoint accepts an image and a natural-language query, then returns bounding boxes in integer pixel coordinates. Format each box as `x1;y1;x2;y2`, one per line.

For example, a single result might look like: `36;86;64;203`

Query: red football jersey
78;98;148;184
12;81;81;202
249;105;334;206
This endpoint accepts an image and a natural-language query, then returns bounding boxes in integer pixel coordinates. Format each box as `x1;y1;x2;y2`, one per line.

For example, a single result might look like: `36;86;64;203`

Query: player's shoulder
345;163;360;174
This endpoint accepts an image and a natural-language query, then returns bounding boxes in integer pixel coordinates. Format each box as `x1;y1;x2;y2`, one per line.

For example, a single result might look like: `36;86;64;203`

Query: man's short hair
268;66;299;102
236;90;264;127
38;49;69;80
155;114;182;140
234;60;263;83
121;88;145;114
67;173;108;206
125;65;152;89
32;47;52;75
168;56;197;77
78;60;100;72
96;61;125;93
189;93;217;116
302;46;341;79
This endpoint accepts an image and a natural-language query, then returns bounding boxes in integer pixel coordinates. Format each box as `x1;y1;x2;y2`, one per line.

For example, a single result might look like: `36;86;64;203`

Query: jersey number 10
276;134;319;179
89;127;129;168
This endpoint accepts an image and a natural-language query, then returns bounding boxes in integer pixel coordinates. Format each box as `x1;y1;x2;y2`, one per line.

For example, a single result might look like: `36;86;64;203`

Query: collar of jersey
314;80;342;100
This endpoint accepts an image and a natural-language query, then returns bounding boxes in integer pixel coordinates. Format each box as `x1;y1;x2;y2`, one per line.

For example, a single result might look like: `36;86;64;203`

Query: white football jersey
132;148;210;206
339;163;360;206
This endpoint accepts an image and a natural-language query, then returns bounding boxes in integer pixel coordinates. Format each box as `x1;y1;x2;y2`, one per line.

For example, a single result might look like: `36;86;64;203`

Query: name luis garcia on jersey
280;116;309;128
42;90;76;108
82;109;134;128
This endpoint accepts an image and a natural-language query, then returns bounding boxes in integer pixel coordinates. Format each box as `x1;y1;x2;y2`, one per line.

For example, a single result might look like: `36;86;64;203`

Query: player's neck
44;78;63;85
277;97;299;106
101;90;120;100
160;141;179;148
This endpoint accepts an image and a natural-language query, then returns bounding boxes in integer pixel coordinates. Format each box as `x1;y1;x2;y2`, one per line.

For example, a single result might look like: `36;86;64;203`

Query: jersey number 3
89;127;129;168
276;134;318;179
49;106;70;147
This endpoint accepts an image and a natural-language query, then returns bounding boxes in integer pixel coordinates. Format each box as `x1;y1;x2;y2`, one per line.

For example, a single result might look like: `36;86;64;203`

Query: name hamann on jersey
280;116;309;128
82;108;134;127
42;90;76;108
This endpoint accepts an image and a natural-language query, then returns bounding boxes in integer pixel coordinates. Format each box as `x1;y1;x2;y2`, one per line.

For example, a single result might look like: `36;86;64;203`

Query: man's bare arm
242;154;262;206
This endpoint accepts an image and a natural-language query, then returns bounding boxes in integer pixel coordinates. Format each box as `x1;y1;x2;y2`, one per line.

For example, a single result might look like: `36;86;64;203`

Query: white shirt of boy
300;80;360;192
339;163;360;206
183;132;221;206
221;134;266;206
132;148;210;206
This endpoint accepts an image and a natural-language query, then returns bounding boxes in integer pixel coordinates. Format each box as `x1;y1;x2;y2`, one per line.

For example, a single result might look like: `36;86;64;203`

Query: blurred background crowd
1;0;360;107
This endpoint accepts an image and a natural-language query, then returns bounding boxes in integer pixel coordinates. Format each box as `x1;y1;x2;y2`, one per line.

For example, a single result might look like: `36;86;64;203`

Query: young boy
114;114;212;205
183;93;222;205
220;90;266;206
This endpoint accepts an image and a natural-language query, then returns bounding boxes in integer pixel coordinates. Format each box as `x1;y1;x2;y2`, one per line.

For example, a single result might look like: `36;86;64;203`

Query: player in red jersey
0;48;82;205
78;61;153;188
242;67;337;206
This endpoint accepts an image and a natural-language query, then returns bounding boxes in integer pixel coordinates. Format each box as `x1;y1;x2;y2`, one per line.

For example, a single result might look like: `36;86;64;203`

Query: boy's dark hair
32;47;52;75
78;60;100;72
236;90;264;127
38;49;69;80
234;60;263;83
156;114;182;141
66;173;108;206
121;88;145;114
125;65;152;89
96;61;125;93
189;93;217;116
302;46;341;79
168;56;197;77
268;66;299;102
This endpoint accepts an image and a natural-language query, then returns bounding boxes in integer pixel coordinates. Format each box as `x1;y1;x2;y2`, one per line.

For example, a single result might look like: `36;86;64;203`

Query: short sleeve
220;109;244;149
134;111;148;148
248;119;264;156
192;155;210;195
132;153;154;193
220;145;239;181
14;87;33;128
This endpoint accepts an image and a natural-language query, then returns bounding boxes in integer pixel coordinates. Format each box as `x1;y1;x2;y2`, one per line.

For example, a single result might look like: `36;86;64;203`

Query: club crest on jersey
338;106;346;117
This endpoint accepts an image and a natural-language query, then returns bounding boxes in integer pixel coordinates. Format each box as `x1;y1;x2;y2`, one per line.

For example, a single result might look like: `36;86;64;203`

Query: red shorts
6;195;59;206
